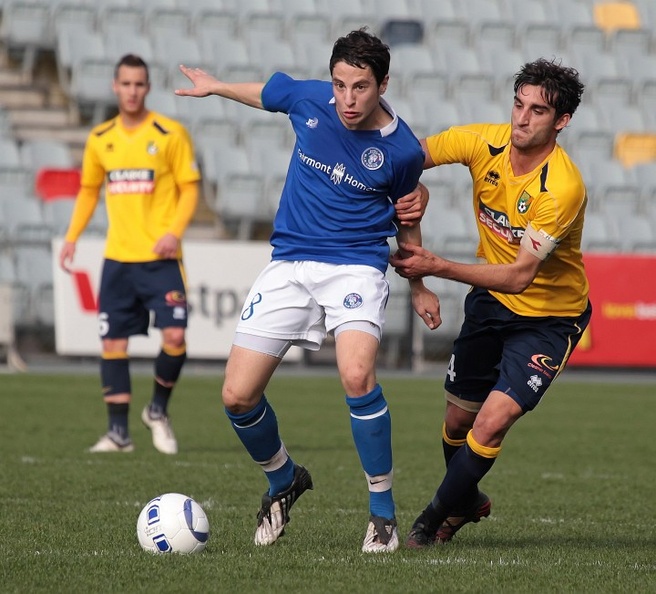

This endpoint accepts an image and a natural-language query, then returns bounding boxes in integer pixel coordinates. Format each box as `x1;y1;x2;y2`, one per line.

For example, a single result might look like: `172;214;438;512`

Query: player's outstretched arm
391;242;543;294
174;65;265;109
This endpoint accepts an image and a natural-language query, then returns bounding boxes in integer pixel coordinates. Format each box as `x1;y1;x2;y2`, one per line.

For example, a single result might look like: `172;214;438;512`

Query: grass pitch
1;369;655;593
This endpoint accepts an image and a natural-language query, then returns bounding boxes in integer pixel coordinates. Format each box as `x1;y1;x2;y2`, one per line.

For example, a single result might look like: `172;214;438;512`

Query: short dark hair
514;58;584;120
329;28;390;86
114;54;149;82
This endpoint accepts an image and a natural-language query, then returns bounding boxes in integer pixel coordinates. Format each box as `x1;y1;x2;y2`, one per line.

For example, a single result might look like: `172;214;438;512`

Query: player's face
331;61;388;130
112;65;150;117
511;84;570;153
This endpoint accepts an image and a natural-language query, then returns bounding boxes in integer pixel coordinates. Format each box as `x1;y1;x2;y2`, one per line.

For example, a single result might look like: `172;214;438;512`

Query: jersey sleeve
167;123;201;186
528;157;587;244
261;73;330;115
425;124;510;168
261;72;297;113
388;147;425;202
79;134;106;189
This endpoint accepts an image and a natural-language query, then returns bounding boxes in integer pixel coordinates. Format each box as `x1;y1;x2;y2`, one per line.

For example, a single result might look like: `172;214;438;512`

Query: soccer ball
137;493;210;554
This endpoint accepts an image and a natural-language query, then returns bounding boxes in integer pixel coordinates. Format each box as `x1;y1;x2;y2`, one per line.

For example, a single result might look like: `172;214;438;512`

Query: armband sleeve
520;223;559;261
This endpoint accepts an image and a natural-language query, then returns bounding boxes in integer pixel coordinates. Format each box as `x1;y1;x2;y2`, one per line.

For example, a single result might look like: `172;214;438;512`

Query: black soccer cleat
435;491;492;543
405;503;443;549
254;464;314;545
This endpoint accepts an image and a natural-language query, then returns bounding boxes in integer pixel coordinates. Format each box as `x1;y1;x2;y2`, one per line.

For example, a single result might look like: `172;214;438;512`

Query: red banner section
569;253;656;367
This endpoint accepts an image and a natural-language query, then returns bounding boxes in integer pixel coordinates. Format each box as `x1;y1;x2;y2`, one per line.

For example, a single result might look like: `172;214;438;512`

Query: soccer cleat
361;516;399;553
87;432;134;453
254;464;313;546
141;406;178;455
435;491;491;543
405;503;443;549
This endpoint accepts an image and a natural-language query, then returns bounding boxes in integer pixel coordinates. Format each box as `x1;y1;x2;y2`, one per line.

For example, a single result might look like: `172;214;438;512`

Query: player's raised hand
174;65;220;98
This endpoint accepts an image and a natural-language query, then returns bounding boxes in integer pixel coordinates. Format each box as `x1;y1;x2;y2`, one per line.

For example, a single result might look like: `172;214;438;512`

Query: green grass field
1;370;655;593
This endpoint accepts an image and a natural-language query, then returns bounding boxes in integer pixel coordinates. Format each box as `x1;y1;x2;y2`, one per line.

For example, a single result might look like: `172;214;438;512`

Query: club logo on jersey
305;117;318;128
517;191;533;214
106;143;114;152
361;147;384;170
343;293;363;309
484;169;500;186
528;353;559;380
165;291;187;307
147;141;158;155
531;354;559;371
107;169;155;194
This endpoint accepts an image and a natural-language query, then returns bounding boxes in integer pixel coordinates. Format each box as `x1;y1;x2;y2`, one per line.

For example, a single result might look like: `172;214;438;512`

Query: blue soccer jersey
261;72;424;273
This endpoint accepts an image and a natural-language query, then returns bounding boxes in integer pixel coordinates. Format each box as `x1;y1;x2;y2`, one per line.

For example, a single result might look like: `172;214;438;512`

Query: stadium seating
98;5;145;39
213;173;271;240
456;0;505;22
594;1;642;32
0;0;53;80
507;0;552;27
554;0;596;27
581;211;622;252
34;167;80;200
69;57;116;124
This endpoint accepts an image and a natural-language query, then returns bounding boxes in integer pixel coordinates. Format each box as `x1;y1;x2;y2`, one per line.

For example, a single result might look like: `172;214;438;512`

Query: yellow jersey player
391;58;592;547
59;54;200;455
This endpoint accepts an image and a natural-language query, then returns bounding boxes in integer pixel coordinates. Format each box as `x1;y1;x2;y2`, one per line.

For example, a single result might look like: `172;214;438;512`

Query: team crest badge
343;293;363;309
517;191;533;214
147;141;158;155
165;291;187;307
361;147;384;170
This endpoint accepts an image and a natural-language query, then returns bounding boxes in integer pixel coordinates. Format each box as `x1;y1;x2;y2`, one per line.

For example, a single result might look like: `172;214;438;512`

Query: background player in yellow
390;58;592;546
59;54;200;454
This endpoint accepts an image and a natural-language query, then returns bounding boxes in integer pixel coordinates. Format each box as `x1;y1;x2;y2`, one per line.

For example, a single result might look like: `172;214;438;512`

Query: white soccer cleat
362;516;399;553
254;464;313;546
87;432;134;453
255;499;286;546
141;406;178;455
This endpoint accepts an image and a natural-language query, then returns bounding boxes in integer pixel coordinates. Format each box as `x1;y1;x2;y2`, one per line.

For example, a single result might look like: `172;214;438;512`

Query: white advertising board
52;237;300;361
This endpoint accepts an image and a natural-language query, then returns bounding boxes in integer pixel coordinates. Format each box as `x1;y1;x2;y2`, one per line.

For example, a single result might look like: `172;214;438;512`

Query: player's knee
221;381;259;414
162;327;185;349
444;401;476;439
340;365;375;396
444;420;469;442
470;418;508;448
102;337;128;354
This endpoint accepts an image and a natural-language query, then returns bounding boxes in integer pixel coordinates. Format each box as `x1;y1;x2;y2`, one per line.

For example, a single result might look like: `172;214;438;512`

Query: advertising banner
52;237;300;361
568;253;656;367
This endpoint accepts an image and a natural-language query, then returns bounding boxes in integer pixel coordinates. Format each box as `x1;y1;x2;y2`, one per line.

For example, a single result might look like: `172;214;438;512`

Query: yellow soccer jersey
80;111;200;262
425;123;589;317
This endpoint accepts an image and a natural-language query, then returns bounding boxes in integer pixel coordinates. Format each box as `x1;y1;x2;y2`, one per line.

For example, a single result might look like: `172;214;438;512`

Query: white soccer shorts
235;260;389;351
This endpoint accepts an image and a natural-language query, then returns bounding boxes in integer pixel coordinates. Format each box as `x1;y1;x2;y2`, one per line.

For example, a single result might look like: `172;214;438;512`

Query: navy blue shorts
444;287;592;412
98;259;188;339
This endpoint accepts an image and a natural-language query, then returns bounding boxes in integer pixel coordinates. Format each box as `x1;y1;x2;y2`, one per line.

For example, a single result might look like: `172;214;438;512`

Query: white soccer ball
137;493;210;554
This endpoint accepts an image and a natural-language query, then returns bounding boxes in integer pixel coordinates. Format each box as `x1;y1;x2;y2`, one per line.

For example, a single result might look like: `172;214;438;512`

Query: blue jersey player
176;29;440;553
